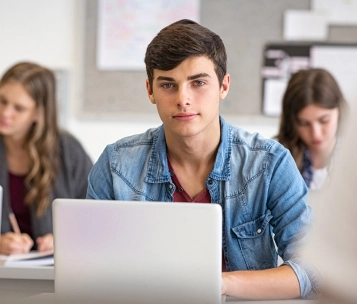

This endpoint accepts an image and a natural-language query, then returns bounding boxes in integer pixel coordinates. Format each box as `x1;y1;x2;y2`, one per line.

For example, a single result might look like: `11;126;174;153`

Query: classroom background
1;0;356;162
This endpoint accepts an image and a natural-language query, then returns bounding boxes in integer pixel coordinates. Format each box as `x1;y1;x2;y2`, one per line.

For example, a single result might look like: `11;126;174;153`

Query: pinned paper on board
311;46;357;105
97;0;200;70
261;44;310;116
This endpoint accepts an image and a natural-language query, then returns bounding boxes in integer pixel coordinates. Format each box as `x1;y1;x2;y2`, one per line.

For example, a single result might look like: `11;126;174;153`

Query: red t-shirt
8;172;32;238
168;159;226;271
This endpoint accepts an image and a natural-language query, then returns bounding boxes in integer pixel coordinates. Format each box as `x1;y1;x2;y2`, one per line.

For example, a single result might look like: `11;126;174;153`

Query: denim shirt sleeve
267;146;320;298
87;144;116;200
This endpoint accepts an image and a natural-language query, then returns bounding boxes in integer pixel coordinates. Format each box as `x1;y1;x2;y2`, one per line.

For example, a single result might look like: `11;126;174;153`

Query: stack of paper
0;250;54;267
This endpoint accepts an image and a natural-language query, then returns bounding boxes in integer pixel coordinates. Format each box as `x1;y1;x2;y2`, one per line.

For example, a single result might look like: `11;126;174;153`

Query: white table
0;266;319;304
22;294;319;304
0;265;54;302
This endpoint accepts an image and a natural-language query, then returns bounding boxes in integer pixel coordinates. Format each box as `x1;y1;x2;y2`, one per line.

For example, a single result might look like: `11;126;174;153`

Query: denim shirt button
257;228;262;234
169;184;173;189
208;180;213;185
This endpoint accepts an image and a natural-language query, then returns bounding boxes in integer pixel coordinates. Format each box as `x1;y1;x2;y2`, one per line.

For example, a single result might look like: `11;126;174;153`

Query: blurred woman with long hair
0;62;93;254
276;68;347;190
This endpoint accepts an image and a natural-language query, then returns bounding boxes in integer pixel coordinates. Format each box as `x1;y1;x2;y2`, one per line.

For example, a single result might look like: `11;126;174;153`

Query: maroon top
8;172;32;238
168;159;226;271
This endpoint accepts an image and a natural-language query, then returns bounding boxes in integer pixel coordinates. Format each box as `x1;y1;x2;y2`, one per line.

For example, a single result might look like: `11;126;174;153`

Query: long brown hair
0;62;60;216
276;68;346;170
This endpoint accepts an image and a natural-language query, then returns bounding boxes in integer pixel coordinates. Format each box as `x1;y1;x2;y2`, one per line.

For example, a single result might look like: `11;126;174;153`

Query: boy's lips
173;113;198;121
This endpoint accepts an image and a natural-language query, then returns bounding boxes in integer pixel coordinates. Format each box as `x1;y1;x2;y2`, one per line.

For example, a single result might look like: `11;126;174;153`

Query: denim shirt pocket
231;211;277;270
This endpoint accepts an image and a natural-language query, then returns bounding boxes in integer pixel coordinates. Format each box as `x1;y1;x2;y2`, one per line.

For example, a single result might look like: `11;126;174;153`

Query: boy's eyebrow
156;76;175;82
156;73;211;82
188;73;210;80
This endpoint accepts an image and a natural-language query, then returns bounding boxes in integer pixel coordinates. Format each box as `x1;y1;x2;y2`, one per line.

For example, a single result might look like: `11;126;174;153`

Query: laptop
53;199;223;304
0;185;2;233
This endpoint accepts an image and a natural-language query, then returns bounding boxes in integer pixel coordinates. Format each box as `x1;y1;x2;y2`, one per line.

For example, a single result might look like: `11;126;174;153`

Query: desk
0;266;318;304
23;294;319;304
226;298;318;303
0;265;54;301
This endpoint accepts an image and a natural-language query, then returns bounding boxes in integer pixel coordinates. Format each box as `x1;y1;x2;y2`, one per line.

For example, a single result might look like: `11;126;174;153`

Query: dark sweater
0;131;93;240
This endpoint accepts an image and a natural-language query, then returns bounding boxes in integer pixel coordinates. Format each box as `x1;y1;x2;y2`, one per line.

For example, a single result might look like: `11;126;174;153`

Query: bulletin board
81;0;357;117
262;43;357;116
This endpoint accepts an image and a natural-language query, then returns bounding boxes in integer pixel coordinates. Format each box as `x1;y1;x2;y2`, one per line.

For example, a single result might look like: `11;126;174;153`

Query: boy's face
146;55;230;140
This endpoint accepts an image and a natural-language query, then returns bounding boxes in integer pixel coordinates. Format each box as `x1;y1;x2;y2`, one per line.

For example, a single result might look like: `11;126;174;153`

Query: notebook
53;199;223;304
0;249;54;267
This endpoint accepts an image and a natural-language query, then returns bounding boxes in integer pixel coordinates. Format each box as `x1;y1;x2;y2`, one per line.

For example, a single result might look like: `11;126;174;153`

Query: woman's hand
0;232;33;255
36;233;54;252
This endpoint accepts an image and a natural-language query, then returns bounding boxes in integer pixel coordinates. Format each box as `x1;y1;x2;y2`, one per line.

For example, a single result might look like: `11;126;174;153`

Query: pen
9;212;21;234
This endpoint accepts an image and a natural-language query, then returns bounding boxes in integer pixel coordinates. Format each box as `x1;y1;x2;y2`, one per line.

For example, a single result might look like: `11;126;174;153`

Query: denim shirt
87;117;318;298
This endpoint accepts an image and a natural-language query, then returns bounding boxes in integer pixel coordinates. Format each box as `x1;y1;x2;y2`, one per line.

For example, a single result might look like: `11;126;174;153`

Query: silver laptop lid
53;199;222;304
0;185;2;233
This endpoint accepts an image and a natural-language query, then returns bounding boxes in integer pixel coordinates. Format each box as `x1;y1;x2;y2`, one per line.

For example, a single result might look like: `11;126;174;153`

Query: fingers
0;232;34;255
21;233;34;252
36;233;54;252
0;232;54;255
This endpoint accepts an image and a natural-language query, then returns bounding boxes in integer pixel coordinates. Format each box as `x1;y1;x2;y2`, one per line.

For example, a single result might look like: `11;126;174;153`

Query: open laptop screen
53;199;222;304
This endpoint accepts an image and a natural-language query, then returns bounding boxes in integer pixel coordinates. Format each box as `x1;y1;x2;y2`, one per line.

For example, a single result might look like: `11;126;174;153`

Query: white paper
311;46;357;105
0;250;54;267
97;0;200;70
263;79;289;116
312;0;357;25
283;10;328;41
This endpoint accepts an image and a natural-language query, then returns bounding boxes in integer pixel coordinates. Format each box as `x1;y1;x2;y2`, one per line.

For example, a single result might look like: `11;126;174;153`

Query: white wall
0;0;75;72
0;0;279;162
68;114;279;162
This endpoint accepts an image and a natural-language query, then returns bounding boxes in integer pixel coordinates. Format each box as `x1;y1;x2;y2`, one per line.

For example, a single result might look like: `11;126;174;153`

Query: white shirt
310;166;328;190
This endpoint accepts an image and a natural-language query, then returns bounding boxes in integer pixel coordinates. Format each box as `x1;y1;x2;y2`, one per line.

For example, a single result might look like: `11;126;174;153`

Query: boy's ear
219;74;231;100
146;79;156;104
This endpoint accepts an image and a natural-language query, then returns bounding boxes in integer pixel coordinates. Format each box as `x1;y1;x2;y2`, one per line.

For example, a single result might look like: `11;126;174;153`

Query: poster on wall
261;43;357;116
97;0;200;70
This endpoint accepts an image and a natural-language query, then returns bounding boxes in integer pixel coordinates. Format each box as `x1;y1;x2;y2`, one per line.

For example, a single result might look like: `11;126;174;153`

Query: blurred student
276;68;347;190
302;103;357;304
87;19;318;300
0;62;93;255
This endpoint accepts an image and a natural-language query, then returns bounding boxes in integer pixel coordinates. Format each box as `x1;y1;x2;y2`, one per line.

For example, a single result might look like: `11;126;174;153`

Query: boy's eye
194;80;205;86
161;83;174;89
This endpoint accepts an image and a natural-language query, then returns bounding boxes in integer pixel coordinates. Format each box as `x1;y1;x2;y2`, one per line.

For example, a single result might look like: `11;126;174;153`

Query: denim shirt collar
145;116;232;184
209;116;231;181
145;125;171;184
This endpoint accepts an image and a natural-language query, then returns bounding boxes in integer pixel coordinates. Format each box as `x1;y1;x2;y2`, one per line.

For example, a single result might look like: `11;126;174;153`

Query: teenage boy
87;19;318;299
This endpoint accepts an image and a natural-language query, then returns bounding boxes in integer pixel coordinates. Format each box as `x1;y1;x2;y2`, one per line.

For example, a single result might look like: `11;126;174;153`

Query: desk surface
0;265;54;280
24;293;319;304
0;266;319;304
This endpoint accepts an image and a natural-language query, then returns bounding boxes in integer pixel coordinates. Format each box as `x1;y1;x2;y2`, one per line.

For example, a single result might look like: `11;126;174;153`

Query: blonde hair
0;62;60;216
